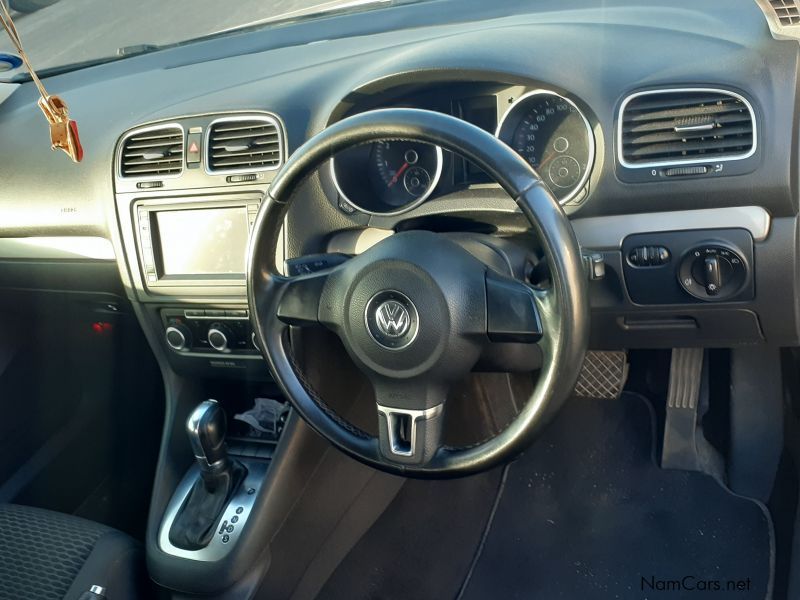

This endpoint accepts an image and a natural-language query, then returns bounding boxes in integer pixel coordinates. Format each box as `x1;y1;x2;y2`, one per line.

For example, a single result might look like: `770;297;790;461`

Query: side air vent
618;88;756;169
119;125;184;178
206;116;283;174
768;0;800;24
755;0;800;40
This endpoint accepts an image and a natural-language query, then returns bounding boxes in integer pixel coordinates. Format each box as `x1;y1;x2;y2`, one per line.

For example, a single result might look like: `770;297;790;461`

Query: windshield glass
0;0;398;76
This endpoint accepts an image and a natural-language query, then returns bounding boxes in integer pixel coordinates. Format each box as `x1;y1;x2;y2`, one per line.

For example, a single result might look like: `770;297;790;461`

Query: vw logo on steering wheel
375;300;411;338
365;291;419;350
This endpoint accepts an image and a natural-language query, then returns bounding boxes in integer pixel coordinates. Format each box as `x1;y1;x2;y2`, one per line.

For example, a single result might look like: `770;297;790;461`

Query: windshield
0;0;399;76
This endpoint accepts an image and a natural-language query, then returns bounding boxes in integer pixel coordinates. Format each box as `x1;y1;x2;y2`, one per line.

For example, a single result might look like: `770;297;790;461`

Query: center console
114;112;287;380
112;112;303;596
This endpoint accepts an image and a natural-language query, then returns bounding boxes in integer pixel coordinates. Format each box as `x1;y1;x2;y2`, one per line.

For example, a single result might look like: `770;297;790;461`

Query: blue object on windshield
0;52;22;72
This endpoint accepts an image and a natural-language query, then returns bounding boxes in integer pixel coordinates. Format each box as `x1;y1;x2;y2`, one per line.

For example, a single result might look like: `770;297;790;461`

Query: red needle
537;153;557;170
388;162;410;188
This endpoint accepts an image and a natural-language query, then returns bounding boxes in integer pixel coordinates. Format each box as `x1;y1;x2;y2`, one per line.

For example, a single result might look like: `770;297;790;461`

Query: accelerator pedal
661;348;722;475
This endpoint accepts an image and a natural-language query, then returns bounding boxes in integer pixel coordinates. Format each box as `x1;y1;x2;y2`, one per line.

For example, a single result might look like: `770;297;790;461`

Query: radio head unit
135;196;261;289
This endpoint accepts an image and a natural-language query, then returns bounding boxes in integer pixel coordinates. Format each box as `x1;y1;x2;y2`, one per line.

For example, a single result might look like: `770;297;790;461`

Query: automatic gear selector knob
187;399;230;478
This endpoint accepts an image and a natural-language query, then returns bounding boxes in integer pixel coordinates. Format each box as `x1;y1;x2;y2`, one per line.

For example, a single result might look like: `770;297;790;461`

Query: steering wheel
248;108;588;478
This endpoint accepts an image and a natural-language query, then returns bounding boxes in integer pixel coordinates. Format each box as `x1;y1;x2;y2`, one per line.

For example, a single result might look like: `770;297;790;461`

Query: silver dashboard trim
572;206;771;250
327;206;771;255
377;403;443;458
616;87;757;170
158;458;268;562
203;114;285;176
115;123;185;181
0;237;115;260
495;89;596;205
330;144;444;217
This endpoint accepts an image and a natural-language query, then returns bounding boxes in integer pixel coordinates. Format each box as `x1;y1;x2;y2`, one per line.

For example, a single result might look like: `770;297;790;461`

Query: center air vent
119;125;184;178
618;88;756;169
206;116;283;173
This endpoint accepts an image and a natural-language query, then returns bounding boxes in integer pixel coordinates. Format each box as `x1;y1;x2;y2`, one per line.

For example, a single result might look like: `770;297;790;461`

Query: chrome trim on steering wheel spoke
377;403;443;458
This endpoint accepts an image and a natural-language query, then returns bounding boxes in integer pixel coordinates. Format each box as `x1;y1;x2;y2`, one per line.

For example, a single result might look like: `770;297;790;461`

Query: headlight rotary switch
678;244;747;301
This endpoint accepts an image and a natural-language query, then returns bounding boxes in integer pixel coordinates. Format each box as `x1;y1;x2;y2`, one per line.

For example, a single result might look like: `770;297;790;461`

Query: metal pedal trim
574;351;628;399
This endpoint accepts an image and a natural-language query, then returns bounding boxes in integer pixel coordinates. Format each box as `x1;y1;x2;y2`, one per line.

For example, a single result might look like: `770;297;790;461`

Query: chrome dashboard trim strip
330;144;444;216
616;87;757;170
572;206;771;250
495;89;596;206
0;236;115;260
115;122;185;182
203;114;285;176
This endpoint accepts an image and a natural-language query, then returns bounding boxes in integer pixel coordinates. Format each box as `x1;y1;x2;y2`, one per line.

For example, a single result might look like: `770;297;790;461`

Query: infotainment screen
155;207;249;276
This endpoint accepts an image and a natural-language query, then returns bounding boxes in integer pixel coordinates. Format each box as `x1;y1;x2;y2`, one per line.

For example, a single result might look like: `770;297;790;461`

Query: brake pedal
574;351;628;399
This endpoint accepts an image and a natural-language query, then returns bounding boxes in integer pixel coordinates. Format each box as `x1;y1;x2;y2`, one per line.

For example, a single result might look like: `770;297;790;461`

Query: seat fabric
0;504;143;600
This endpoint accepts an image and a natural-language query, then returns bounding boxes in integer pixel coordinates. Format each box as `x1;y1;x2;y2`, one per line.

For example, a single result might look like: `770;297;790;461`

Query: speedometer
496;90;595;204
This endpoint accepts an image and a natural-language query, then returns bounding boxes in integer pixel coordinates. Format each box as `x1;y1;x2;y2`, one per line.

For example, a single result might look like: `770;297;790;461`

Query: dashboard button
628;246;670;267
187;132;202;165
664;165;709;177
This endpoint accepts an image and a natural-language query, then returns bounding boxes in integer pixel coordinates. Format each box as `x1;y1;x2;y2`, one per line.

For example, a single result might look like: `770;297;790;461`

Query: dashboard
0;0;797;379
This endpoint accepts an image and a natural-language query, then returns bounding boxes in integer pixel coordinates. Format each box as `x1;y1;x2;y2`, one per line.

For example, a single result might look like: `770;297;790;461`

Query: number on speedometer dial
497;91;595;204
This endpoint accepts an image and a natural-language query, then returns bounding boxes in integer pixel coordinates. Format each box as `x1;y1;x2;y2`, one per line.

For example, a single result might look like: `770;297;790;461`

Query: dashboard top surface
0;0;794;243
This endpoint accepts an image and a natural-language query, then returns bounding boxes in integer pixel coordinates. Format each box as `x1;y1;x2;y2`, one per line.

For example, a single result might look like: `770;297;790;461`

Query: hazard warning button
186;132;202;165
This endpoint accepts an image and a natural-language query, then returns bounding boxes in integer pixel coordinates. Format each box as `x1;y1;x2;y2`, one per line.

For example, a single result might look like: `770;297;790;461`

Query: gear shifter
169;400;247;551
187;400;231;489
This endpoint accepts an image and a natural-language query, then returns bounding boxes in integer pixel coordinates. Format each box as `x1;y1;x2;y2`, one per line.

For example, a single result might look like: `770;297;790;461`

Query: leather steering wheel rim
248;108;588;478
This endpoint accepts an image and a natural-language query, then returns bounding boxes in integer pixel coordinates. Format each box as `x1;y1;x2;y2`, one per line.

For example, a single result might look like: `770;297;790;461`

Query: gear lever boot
169;400;247;550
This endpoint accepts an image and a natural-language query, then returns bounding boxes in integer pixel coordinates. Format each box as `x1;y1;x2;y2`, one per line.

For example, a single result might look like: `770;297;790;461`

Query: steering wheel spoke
275;270;333;327
485;271;543;344
374;379;446;465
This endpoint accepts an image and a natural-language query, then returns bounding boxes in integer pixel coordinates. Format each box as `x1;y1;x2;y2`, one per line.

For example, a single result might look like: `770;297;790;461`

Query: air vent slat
126;131;183;141
624;135;753;160
124;140;183;151
624;124;754;145
623;112;752;134
124;164;183;175
619;89;755;168
211;133;279;143
122;158;184;166
210;148;280;159
206;117;282;173
621;93;732;113
623;103;744;124
212;158;280;168
119;126;183;178
211;124;275;133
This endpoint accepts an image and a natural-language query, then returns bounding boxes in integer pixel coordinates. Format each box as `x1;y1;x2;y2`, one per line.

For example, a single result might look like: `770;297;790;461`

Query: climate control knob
165;323;192;351
208;323;235;353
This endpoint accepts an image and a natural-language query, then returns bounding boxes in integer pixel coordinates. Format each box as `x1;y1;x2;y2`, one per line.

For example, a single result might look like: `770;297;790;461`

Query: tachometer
332;140;443;215
496;91;595;203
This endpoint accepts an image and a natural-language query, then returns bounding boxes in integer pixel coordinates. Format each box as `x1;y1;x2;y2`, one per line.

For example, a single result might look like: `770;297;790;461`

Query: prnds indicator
678;244;748;301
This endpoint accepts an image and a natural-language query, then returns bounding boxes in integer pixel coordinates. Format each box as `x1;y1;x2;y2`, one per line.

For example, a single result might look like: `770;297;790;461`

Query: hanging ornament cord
0;1;83;162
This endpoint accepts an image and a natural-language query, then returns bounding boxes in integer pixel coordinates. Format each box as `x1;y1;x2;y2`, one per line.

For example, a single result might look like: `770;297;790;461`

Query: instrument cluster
329;88;596;215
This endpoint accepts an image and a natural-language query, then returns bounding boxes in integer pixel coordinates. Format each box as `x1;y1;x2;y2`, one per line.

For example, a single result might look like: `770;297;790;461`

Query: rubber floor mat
460;392;773;600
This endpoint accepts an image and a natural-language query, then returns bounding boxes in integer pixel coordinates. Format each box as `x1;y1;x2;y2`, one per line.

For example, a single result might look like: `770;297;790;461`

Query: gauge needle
537;154;557;170
387;162;410;188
